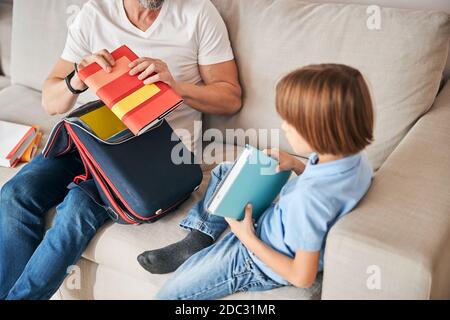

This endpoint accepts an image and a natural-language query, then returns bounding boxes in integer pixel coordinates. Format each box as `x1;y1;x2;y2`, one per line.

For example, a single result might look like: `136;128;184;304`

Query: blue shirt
250;152;373;285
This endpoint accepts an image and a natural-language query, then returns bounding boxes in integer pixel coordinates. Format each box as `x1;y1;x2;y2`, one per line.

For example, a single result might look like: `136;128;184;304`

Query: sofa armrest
321;81;450;300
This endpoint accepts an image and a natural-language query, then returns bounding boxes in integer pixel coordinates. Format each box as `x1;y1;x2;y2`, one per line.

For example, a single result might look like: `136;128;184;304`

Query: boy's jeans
157;163;282;300
0;153;110;300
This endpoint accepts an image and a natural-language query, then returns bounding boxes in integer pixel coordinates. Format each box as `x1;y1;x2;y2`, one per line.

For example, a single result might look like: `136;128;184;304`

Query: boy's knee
212;162;233;179
154;290;169;300
155;286;180;300
0;179;26;208
155;273;199;300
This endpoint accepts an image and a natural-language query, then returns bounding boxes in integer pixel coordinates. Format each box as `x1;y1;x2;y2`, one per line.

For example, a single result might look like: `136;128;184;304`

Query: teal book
207;145;292;220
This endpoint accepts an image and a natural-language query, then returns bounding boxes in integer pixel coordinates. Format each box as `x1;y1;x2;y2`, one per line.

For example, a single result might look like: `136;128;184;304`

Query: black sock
137;230;214;274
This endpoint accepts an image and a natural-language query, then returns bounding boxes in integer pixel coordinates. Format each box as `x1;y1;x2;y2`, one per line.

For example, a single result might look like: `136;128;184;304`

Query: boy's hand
264;148;305;175
225;204;257;243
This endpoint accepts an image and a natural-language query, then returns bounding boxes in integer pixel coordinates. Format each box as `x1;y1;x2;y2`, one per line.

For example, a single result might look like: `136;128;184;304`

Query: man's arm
42;50;116;116
177;60;242;114
41;58;82;116
44;52;242;116
129;58;242;115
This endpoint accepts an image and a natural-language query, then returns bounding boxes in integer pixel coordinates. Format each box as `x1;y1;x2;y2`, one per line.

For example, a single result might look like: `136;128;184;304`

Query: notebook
0;120;37;167
77;45;184;136
79;105;127;140
207;145;292;220
20;126;42;162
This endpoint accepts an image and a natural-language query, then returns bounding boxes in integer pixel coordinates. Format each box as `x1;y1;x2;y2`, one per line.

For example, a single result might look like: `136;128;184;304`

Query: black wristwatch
65;63;88;95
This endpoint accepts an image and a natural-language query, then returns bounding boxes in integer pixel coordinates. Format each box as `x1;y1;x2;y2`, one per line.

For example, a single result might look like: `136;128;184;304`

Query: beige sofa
0;0;449;300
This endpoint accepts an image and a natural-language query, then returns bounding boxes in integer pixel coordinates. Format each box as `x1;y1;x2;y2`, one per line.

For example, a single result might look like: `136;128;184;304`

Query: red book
77;45;183;135
0;121;37;168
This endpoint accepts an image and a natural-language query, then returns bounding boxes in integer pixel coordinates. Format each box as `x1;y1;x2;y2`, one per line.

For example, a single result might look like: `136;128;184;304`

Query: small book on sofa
77;45;183;136
207;145;291;221
20;126;42;163
0;120;38;168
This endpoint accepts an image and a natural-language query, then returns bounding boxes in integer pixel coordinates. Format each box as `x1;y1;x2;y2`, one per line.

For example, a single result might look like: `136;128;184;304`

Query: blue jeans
157;163;282;300
0;153;110;300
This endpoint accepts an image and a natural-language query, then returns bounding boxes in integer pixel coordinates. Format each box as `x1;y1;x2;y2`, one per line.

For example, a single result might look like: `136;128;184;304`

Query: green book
207;145;291;220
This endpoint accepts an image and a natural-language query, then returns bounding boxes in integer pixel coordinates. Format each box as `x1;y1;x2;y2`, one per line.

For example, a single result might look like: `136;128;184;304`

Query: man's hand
264;148;305;175
225;204;257;244
72;49;117;91
128;57;176;89
78;49;116;72
42;48;118;115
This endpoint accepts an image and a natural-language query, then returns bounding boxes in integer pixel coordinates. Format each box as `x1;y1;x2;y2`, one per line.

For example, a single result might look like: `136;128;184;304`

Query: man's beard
138;0;165;10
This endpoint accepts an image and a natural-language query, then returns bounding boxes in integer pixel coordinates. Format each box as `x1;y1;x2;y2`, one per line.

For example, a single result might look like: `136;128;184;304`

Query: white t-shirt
61;0;234;150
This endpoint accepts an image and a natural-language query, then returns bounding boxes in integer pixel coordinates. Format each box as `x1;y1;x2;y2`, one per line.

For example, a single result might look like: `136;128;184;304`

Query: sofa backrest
10;0;97;103
8;0;450;170
10;0;84;85
207;0;450;170
314;0;450;78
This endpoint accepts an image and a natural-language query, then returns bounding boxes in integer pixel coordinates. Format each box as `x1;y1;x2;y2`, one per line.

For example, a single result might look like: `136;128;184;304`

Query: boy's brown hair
276;64;374;156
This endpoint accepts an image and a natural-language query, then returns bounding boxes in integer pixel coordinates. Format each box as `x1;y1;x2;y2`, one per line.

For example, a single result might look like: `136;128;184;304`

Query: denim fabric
156;233;281;300
159;163;282;300
0;153;110;300
179;163;233;240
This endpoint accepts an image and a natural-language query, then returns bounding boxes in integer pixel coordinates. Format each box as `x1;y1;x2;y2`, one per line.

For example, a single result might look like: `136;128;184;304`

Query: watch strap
65;68;88;95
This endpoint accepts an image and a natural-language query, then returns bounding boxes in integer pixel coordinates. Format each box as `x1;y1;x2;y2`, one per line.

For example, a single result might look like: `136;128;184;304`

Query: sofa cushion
76;143;321;300
0;76;10;89
206;0;450;170
0;85;62;186
57;257;322;300
0;84;318;299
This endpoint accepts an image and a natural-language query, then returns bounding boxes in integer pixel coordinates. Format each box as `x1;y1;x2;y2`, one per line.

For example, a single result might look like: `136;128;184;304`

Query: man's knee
0;178;27;210
0;177;52;235
53;187;108;233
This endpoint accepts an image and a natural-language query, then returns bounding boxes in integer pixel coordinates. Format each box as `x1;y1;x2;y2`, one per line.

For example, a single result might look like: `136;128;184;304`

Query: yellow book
79;105;127;140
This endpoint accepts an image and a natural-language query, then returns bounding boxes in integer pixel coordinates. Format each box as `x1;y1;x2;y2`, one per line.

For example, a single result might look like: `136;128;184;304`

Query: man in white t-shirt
0;0;241;300
46;0;241;150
